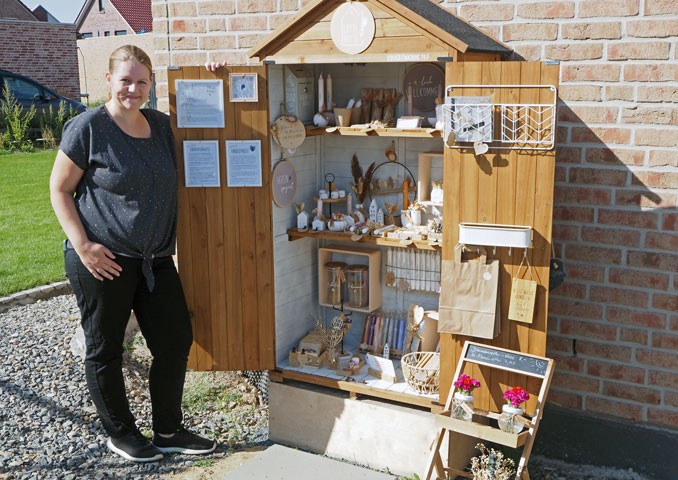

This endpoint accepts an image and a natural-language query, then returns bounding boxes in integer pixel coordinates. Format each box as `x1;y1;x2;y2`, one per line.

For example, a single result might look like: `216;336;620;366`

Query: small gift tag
508;255;537;324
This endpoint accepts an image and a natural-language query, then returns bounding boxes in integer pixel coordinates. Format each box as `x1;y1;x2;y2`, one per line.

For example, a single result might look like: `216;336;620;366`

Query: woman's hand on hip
76;241;123;281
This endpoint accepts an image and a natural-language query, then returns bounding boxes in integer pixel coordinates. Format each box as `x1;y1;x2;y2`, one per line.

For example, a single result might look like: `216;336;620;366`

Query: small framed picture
229;73;258;102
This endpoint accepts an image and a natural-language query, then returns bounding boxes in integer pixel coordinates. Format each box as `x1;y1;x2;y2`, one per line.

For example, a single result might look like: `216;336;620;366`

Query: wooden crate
318;244;381;313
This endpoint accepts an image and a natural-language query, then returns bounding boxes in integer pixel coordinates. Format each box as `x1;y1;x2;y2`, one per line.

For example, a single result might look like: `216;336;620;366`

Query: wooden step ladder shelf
434;415;528;449
425;341;555;480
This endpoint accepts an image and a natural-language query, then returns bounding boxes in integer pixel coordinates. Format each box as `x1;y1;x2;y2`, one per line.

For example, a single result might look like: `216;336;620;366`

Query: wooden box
318;244;381;313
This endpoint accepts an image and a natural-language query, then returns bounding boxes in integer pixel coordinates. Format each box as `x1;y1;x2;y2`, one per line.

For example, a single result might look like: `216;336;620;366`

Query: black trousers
65;249;193;438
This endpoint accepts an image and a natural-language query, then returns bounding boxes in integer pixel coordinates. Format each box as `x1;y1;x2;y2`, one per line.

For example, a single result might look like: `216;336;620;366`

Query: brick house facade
0;19;80;100
149;0;678;431
77;0;153;38
0;0;37;21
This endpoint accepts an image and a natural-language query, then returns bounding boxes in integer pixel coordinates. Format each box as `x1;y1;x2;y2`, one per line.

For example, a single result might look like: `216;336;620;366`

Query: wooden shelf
305;125;442;138
312;196;347;203
288;228;442;250
369;187;415;196
434;415;529;449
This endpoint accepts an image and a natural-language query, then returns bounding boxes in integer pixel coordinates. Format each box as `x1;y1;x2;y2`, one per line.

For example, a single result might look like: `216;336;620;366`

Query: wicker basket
401;351;440;394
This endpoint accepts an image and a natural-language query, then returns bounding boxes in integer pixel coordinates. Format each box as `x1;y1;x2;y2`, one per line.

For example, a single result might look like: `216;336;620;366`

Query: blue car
0;69;87;132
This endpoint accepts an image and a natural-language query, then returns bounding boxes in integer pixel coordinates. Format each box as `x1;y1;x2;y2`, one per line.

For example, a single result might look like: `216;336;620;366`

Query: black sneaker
151;428;217;455
106;430;163;463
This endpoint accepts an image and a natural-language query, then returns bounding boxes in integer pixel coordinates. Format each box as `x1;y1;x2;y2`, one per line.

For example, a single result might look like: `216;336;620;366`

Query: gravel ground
0;295;268;480
0;294;650;480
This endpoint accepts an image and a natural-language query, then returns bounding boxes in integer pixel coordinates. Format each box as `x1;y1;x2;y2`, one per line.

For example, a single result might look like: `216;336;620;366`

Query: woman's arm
50;150;122;281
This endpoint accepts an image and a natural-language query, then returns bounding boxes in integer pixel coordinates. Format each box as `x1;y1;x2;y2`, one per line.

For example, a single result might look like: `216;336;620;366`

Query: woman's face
106;59;152;111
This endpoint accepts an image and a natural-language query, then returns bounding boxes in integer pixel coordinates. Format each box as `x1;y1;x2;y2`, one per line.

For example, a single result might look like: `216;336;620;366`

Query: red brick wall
0;19;80;100
79;0;131;38
150;0;678;430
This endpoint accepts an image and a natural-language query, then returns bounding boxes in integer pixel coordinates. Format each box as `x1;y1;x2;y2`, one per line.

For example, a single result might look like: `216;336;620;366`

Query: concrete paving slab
222;444;395;480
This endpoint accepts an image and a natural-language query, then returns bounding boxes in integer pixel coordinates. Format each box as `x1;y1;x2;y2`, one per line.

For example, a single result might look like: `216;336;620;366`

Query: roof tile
111;0;152;33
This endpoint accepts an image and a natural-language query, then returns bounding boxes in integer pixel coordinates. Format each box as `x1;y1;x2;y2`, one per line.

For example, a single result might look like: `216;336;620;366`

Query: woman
50;45;216;463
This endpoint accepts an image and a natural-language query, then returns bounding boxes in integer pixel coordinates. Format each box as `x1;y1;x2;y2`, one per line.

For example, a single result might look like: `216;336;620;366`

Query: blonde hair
109;45;153;77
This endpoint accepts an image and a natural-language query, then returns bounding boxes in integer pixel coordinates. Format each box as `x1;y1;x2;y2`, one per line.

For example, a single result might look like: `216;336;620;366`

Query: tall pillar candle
327;74;333;111
407;84;413;116
318;73;325;112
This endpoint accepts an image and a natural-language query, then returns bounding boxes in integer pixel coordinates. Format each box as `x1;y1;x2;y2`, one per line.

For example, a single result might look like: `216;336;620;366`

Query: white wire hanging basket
443;85;557;151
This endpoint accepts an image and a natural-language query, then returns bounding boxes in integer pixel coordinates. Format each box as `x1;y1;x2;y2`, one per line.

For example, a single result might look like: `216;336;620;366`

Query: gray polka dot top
59;105;178;291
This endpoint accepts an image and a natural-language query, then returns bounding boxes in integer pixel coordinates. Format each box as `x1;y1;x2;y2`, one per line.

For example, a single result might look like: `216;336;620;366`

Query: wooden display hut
168;0;559;476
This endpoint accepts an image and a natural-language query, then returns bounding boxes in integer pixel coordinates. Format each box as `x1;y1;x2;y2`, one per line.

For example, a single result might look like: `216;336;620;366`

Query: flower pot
452;392;474;422
498;404;525;434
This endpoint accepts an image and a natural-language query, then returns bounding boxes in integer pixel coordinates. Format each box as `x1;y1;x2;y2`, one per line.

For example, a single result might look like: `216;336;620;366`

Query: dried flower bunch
504;386;530;407
470;443;516;480
454;374;481;394
311;313;345;350
350;154;376;204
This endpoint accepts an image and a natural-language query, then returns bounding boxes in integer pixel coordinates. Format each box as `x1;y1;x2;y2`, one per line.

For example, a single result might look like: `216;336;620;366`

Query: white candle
327;74;333;111
318;73;325;112
407;84;413;116
347;192;353;214
317;197;323;218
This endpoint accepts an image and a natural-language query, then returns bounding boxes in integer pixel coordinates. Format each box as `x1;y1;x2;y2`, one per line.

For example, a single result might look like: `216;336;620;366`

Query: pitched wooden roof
248;0;511;64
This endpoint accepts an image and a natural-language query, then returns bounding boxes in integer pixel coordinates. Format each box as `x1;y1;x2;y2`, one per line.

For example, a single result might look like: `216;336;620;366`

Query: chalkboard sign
465;343;548;377
402;63;445;112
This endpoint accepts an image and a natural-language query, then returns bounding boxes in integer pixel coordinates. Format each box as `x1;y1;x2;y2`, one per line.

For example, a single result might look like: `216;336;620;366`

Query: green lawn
0;150;66;296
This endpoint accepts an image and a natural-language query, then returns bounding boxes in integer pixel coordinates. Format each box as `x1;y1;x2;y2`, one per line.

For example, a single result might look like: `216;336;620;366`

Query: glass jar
325;261;346;306
452;392;474;422
346;264;368;308
498;404;525;434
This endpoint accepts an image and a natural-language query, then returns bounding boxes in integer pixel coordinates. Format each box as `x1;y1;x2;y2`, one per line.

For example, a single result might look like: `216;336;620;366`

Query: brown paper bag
508;256;537;324
438;244;501;339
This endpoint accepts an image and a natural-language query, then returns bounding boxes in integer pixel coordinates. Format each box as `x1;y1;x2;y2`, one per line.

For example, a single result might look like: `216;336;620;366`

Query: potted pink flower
452;374;481;422
498;386;530;434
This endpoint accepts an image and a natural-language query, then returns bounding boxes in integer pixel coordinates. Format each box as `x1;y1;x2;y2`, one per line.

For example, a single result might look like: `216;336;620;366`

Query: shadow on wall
541;106;678;478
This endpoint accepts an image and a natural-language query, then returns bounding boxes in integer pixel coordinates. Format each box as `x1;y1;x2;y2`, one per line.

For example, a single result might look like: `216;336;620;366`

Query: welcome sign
403;63;445;112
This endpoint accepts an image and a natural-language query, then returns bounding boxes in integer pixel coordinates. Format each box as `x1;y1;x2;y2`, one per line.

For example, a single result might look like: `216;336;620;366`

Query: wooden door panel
169;66;275;371
440;61;558;412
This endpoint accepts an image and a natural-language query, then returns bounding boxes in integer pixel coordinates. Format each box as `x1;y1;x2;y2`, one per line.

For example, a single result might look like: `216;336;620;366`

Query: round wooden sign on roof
271;115;306;150
330;2;375;55
272;159;298;208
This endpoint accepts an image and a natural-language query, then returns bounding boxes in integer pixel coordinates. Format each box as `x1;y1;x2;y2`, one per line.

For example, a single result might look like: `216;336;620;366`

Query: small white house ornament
377;208;384;225
297;211;309;230
312;217;326;231
369;199;378;222
330;2;375;55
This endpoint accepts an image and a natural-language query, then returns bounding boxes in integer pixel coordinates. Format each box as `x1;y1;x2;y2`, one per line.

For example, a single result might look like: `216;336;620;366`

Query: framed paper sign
226;140;262;187
229;73;258;102
183;140;220;187
176;79;225;128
